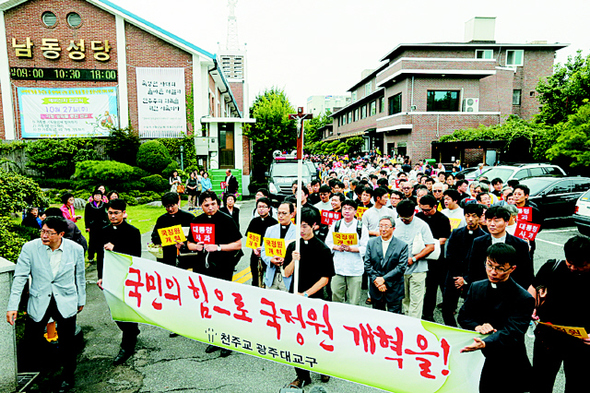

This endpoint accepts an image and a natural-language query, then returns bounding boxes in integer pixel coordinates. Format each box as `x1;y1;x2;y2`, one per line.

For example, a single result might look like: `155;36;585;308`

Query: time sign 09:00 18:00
10;67;117;82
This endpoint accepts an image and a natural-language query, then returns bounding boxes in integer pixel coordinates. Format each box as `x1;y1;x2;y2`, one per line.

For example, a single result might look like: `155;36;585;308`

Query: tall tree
536;50;590;125
546;103;590;170
304;109;332;146
245;88;296;183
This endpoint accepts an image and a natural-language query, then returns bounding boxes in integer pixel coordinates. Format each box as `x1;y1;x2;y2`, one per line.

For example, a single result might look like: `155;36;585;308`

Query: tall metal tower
225;0;239;51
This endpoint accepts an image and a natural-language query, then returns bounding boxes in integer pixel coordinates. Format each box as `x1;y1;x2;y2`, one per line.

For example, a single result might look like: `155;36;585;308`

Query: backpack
334;218;363;239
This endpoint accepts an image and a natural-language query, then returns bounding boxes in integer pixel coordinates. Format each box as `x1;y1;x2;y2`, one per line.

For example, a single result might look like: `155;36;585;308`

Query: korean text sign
320;210;341;226
157;225;187;247
333;232;358;246
263;238;286;258
17;87;118;138
245;232;261;250
103;252;485;393
190;224;215;244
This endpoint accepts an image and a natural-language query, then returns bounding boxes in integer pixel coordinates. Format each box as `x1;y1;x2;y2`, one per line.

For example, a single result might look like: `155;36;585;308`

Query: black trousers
532;328;590;393
423;258;447;320
372;298;402;314
25;297;77;381
87;228;104;261
116;321;139;351
441;271;462;327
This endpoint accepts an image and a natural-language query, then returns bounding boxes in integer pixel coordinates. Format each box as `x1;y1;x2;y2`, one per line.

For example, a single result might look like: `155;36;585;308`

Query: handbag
177;184;185;194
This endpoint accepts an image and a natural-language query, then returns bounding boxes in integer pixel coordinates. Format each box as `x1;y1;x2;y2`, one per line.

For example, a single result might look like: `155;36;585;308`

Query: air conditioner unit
463;98;479;112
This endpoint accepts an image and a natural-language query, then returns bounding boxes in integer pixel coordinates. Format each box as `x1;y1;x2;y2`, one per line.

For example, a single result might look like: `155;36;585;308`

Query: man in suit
459;243;534;393
364;216;409;313
225;169;239;195
7;216;86;393
465;206;534;292
261;202;297;291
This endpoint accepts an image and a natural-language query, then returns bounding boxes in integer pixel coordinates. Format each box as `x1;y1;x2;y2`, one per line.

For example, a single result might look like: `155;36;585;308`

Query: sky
112;0;588;109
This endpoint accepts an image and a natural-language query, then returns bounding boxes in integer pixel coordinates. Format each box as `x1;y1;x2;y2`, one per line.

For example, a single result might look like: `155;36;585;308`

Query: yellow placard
333;232;358;246
449;218;462;231
539;322;589;339
356;207;368;219
264;238;286;258
157;225;187;247
245;232;261;250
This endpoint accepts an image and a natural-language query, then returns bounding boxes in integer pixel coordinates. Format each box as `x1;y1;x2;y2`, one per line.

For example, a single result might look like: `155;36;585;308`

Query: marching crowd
7;153;589;392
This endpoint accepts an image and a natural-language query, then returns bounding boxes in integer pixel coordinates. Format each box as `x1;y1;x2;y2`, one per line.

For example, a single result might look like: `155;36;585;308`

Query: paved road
26;199;576;392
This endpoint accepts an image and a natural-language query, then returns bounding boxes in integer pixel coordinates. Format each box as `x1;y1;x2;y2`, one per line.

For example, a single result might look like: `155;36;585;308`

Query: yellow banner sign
333;232;358;246
264;238;286;258
157;225;187;247
245;232;261;250
539;322;589;339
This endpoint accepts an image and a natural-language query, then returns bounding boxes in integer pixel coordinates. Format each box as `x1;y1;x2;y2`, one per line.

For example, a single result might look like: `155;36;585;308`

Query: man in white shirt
394;200;435;319
326;200;369;305
362;187;395;237
314;185;332;211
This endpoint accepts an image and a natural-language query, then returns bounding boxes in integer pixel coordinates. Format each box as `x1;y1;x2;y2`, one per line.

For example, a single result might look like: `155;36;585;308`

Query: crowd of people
7;154;590;392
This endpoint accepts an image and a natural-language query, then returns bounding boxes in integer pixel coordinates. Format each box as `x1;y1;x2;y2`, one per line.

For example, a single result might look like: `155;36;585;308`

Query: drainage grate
17;372;39;392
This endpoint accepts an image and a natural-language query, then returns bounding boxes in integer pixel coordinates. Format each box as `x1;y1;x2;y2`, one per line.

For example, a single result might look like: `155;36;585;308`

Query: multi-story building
0;0;254;185
306;95;350;118
328;17;567;163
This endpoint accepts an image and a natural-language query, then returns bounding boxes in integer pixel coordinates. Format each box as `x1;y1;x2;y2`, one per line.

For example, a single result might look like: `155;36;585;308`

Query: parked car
574;190;590;236
520;176;590;220
266;153;318;202
478;163;566;183
455;167;485;181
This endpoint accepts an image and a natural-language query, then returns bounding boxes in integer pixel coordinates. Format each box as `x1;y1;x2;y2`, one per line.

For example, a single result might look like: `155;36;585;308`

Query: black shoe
58;380;74;393
220;348;232;357
205;344;220;353
321;374;330;382
169;332;179;337
288;377;311;388
113;348;133;365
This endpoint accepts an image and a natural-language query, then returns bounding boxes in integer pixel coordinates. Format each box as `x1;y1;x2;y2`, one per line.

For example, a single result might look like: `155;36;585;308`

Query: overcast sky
113;0;588;109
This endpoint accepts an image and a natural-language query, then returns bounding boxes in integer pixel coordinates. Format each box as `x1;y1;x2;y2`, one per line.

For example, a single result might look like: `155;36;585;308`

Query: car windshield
581;189;590;199
520;178;557;195
478;167;514;182
272;162;310;177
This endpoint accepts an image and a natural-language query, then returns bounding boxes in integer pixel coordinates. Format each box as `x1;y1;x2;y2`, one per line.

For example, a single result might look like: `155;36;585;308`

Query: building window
506;50;524;66
361;105;367;119
348;112;352;123
378;97;384;113
370;101;376;116
354;108;359;121
365;82;372;97
42;11;57;27
351;91;357;102
341;115;346;126
475;49;493;59
427;90;460;112
67;12;82;28
512;90;522;105
388;93;402;115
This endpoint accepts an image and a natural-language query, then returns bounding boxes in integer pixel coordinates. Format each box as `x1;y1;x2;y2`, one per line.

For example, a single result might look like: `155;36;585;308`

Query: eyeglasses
433;190;443;193
378;225;393;229
108;211;123;216
40;230;57;236
484;261;512;273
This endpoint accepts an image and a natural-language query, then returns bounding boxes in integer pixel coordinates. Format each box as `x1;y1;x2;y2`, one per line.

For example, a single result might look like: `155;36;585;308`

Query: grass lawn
74;204;164;237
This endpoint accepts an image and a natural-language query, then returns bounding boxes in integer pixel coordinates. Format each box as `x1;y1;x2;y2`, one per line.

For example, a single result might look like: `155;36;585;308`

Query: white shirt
491;233;507;244
362;205;395;232
325;218;369;276
394;216;435;274
315;200;332;211
381;237;392;257
45;240;65;279
442;207;466;230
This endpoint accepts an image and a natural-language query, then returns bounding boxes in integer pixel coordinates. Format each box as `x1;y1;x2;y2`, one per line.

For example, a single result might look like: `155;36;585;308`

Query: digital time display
10;67;117;82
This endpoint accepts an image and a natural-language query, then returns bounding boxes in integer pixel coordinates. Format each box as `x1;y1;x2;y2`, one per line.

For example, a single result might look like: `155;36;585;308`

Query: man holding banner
283;207;335;388
97;199;143;365
244;197;277;287
326;199;369;305
187;191;242;356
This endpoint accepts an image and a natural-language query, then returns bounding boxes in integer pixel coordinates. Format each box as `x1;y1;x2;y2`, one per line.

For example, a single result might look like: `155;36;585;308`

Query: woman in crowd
186;171;199;210
220;193;240;232
169;170;182;193
60;193;81;223
200;172;212;192
107;190;120;200
21;206;42;229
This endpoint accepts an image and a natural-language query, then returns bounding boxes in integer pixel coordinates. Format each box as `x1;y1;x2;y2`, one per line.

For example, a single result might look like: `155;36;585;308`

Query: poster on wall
18;87;118;138
136;67;186;138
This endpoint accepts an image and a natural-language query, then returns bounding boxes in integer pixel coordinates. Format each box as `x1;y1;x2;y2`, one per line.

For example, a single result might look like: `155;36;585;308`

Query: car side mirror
265;172;270;177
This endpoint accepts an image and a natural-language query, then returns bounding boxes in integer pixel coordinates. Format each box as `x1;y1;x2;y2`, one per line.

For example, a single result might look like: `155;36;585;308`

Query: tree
245;88;296;183
536;51;590;125
304;109;332;147
136;140;173;174
546;103;590;169
104;127;141;166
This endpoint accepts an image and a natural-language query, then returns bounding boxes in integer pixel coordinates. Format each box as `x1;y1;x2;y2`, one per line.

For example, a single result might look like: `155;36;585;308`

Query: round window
67;12;82;28
42;11;57;27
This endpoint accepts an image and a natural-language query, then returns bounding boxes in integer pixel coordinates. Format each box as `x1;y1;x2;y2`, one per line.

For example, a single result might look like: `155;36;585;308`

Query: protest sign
157;225;186;247
245;232;261;250
103;252;485;393
263;238;286;258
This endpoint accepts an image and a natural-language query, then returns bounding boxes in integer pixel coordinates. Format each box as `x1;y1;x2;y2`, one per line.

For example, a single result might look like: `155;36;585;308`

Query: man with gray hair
364;216;409;313
504;204;519;235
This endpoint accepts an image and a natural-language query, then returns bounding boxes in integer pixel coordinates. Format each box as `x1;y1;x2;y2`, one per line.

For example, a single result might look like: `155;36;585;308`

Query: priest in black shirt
244;197;277;287
96;198;142;365
187;191;242;357
150;192;195;267
283;207;334;389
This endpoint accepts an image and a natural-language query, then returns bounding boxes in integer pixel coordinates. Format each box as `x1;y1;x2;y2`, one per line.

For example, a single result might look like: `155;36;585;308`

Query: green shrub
136;140;172;174
163;161;183;179
25;138;93;178
74;160;136;184
0;216;28;262
104;127;140;166
132;166;150;179
141;174;169;192
0;171;48;213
